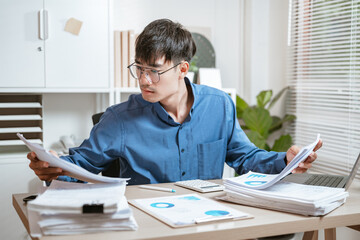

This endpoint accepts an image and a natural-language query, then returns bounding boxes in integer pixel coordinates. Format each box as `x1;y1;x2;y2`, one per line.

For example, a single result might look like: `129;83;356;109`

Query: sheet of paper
130;194;251;228
226;134;321;189
17;133;129;184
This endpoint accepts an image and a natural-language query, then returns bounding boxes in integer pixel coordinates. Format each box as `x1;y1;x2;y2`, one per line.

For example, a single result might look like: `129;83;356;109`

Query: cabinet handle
38;9;49;40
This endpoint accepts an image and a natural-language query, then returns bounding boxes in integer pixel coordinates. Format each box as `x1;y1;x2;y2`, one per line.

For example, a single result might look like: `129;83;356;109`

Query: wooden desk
13;180;360;240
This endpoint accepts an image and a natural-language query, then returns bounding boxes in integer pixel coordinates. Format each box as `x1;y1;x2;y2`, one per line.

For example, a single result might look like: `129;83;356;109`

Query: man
28;19;322;185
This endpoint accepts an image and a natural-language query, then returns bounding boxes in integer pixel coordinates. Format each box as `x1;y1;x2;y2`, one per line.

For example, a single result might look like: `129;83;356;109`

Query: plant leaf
269;116;282;134
269;114;296;134
246;130;267;149
267;86;289;110
283;114;296;122
257;90;272;108
236;95;249;119
271;134;293;152
242;107;272;138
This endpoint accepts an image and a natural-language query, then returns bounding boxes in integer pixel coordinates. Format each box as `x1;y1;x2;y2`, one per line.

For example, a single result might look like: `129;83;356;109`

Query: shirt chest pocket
197;138;226;179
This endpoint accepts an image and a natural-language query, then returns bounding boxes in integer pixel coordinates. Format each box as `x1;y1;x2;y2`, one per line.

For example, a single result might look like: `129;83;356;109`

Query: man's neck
160;80;193;124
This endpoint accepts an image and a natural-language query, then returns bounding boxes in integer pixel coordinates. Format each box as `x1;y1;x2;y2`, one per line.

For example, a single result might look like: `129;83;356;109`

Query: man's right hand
27;151;65;181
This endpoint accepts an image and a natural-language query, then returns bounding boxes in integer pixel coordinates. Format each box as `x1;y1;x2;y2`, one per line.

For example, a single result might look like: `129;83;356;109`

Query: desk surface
13;180;360;240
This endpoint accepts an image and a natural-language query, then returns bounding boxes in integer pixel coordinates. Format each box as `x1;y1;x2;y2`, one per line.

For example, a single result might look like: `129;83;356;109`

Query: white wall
243;0;288;116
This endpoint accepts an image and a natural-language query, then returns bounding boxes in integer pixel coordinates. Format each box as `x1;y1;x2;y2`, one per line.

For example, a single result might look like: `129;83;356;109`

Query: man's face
136;57;183;103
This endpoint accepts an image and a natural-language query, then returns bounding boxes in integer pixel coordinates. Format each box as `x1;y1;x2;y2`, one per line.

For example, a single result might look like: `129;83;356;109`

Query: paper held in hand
17;133;129;184
226;134;321;190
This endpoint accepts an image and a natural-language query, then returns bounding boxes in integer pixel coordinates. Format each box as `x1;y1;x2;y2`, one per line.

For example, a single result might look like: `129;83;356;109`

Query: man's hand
27;151;65;181
286;139;323;173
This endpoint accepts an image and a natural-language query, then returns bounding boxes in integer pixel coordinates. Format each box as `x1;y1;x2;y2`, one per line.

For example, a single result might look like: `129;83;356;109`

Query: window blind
286;0;360;178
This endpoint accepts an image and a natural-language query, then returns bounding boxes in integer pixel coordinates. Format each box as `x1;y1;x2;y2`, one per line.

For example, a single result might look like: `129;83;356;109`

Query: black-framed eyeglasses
127;62;182;84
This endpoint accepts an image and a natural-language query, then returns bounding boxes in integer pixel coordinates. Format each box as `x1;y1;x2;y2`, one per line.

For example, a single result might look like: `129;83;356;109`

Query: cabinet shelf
0;114;42;121
0;102;42;108
0;127;42;134
0;139;42;146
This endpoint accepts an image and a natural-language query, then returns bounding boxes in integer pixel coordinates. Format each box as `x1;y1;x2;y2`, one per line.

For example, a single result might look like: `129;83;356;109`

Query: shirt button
182;171;186;176
181;149;185;153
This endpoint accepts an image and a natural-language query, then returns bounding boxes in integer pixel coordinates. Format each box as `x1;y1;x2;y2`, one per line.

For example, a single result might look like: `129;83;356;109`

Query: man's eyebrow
135;61;163;68
141;61;163;68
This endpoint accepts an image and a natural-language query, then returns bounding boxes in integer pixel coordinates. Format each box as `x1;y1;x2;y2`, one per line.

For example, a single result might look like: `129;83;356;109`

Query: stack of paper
222;180;348;216
220;135;348;216
27;180;138;237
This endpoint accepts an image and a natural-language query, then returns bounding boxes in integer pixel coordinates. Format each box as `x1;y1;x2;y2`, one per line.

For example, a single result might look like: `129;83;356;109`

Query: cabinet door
0;0;45;88
45;0;109;88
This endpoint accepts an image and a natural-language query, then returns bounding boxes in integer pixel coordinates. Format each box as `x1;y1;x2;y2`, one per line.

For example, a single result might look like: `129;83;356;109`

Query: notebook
283;153;360;190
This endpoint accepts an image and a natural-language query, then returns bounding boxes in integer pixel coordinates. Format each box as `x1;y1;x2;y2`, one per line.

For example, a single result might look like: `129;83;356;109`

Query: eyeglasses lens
129;65;159;83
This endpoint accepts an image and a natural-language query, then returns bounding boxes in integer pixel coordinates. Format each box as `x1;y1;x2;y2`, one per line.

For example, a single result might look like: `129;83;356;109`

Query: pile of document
219;134;348;216
221;178;349;216
27;180;138;237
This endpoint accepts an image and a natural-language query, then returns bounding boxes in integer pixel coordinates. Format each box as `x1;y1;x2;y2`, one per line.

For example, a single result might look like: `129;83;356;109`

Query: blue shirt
59;79;286;185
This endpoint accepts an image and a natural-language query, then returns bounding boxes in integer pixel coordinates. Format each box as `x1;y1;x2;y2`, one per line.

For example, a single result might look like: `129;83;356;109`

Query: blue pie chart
150;202;175;208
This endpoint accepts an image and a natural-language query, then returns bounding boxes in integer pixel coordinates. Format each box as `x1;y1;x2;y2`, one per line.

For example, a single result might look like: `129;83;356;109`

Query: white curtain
286;0;360;178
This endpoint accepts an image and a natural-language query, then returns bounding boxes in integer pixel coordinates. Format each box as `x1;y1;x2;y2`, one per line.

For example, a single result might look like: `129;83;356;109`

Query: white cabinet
45;0;109;88
0;0;110;89
0;0;45;87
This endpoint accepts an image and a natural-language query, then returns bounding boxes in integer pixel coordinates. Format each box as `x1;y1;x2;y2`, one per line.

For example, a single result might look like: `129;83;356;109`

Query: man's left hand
286;139;323;173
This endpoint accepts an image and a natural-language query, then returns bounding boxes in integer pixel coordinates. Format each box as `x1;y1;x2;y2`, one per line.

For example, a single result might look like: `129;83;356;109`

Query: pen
139;185;176;193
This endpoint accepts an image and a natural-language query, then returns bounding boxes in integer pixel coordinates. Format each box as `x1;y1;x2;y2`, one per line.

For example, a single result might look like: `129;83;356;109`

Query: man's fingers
29;160;49;170
313;139;323;152
298;161;312;169
37;173;62;182
33;167;63;176
304;152;317;164
26;150;65;182
289;145;301;156
292;153;316;173
27;151;39;161
292;167;308;174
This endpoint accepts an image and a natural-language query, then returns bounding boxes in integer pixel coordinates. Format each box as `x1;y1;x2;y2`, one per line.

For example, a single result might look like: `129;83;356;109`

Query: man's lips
141;88;154;93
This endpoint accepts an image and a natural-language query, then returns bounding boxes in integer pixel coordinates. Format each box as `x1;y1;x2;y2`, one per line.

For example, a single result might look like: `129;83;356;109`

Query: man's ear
179;61;189;79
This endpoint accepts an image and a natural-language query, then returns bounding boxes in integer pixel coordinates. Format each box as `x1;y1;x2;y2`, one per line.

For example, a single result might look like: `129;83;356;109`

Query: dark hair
135;19;196;65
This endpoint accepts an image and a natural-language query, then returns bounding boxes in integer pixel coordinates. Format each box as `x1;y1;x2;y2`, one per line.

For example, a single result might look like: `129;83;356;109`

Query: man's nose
138;71;152;84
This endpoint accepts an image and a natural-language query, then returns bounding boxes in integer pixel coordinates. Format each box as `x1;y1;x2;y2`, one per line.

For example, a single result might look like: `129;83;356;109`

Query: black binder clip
82;203;104;214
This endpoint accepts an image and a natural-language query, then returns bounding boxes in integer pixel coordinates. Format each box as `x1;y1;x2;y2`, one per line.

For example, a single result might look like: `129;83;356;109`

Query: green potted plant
236;87;296;152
